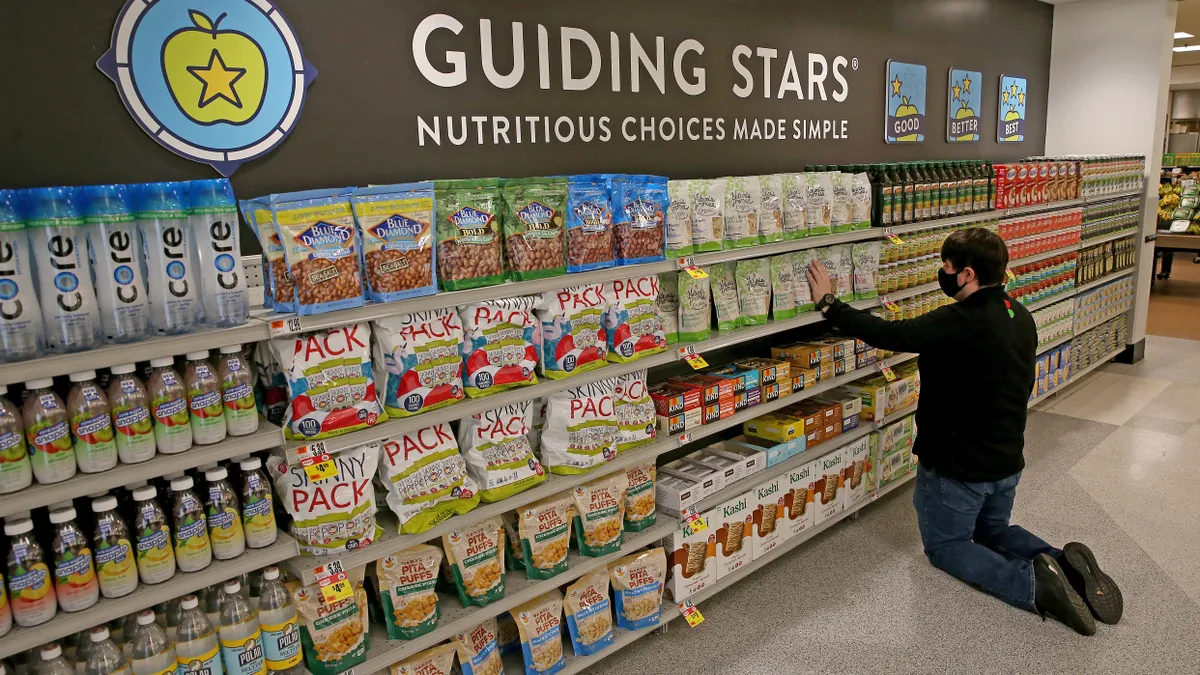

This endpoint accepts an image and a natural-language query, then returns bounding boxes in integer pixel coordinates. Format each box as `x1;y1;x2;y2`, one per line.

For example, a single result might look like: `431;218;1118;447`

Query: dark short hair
941;228;1009;286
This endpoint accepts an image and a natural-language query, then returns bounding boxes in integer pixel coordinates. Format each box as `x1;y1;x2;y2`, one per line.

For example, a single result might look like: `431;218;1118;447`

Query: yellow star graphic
953;83;962;101
1018;91;1026;106
188;49;247;109
891;75;903;97
1003;90;1010;105
1010;83;1019;97
962;76;972;94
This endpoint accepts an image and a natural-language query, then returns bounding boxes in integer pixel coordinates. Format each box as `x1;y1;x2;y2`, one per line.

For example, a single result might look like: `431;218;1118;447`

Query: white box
706;440;767;479
781;459;817;541
685;450;740;487
666;515;717;602
660;459;726;494
812;449;845;526
841;435;872;510
656;473;704;517
713;492;754;580
750;475;785;560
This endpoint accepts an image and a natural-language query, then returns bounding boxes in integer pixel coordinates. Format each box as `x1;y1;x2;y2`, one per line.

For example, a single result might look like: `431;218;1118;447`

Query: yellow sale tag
1006;269;1016;282
880;365;897;382
681;507;708;535
678;347;709;369
679;600;705;628
320;578;353;604
683;266;708;279
302;455;338;482
884;229;904;245
881;296;900;313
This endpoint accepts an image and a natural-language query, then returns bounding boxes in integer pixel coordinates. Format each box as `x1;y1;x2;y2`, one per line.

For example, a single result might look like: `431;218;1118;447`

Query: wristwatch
816;293;837;313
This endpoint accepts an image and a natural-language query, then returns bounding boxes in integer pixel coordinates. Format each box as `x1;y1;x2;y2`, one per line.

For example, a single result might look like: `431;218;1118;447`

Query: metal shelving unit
1074;267;1136;295
1022;291;1076;313
886;281;940;303
1035;332;1074;356
1000;199;1083;219
881;210;998;236
1083;188;1144;202
1081;228;1139;247
1029;345;1125;408
1008;242;1081;268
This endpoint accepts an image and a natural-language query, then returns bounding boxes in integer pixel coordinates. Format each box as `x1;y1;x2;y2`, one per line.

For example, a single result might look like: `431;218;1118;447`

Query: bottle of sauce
106;365;155;465
170;476;212;573
926;162;942;219
973;160;990;213
22;378;76;483
174;595;221;675
257;568;301;674
0;385;31;493
4;517;56;627
49;507;99;613
238;458;277;549
956;161;973;214
83;627;131;675
90;496;139;599
129;610;176;675
216;345;258;437
203;467;245;561
218;580;265;675
937;161;955;217
183;352;226;446
147;358;192;454
67;370;119;474
130;486;176;585
899;163;916;224
986;161;998;210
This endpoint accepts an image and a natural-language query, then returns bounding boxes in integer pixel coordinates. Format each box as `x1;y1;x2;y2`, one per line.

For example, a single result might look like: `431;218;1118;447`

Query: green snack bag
435;178;505;291
806;173;833;236
709;262;741;330
723;176;760;249
852;241;882;300
501;177;567;281
781;173;808;240
758;174;784;243
666;180;694;258
830;173;853;233
791;251;816;313
678;271;712;342
656;272;680;344
736;258;771;326
770;255;796;320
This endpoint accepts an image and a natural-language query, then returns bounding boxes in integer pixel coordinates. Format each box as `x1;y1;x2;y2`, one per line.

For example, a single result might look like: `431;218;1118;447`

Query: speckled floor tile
1122;412;1194;436
1134;381;1200;424
1044;372;1171;426
1101;335;1200;384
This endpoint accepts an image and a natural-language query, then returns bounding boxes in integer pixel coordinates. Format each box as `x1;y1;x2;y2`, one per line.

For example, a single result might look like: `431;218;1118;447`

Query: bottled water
22;187;100;353
81;185;149;343
120;615;141;662
0;189;45;361
83;627;131;675
174;594;222;675
189;180;248;327
218;580;265;675
129;610;175;675
133;183;200;335
256;568;301;674
37;644;74;675
72;630;94;675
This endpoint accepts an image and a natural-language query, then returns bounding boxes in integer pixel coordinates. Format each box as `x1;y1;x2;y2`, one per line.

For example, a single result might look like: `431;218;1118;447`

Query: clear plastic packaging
170;476;212;573
80;185;150;343
83;627;131;675
130;486;176;584
258;567;303;673
38;644;75;675
190;179;249;327
203;467;245;560
183;351;226;446
90;496;139;599
218;580;265;675
0;189;45;361
22;378;76;483
175;595;221;675
67;370;118;473
23;187;100;352
5;517;57;627
106;365;155;464
133;182;202;335
49;507;99;613
130;611;175;675
239;457;278;549
0;384;32;493
146;358;192;454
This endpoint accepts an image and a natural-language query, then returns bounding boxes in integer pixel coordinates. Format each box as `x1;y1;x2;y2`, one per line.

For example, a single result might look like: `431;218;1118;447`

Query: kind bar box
713;492;754;580
811;449;845;526
750;475;785;560
840;434;873;509
743;411;804;444
656;473;704;517
666;515;717;601
781;459;817;541
650;381;702;433
791;368;818;393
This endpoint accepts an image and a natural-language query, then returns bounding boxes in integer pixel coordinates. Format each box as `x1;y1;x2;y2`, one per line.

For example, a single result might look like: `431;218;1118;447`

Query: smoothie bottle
169;476;212;573
90;496;139;599
238;457;277;549
203;467;245;561
83;627;131;675
216;345;257;437
106;365;155;465
80;185;150;344
0;385;32;493
0;572;10;637
4;517;56;627
48;507;99;612
129;610;176;675
22;187;100;353
189;180;249;328
130;486;175;585
146;358;191;454
174;595;221;675
22;378;75;483
218;580;265;675
133;182;201;335
257;568;301;674
0;189;45;362
183;352;226;446
67;370;118;473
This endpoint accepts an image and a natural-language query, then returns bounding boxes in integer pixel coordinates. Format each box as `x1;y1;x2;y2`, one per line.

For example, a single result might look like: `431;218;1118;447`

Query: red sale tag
879;364;897;382
678;600;705;628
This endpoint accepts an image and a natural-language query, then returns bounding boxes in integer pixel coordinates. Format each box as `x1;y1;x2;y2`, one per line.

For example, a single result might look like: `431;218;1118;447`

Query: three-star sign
187;49;247;109
962;76;972;94
891;75;903;97
1002;90;1010;105
953;83;962;101
1018;91;1026;106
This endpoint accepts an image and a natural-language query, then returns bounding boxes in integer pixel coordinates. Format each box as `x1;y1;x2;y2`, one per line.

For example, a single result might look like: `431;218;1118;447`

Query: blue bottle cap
131;182;188;214
80;185;132;219
0;190;21;228
19;187;81;225
188;179;236;211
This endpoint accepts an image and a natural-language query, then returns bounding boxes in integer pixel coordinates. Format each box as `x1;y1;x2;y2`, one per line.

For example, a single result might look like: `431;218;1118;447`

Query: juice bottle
189;179;249;329
130;486;176;585
22;378;76;483
67;370;118;474
0;189;45;362
133;182;201;336
80;185;150;344
146;358;191;454
106;365;155;465
909;163;925;221
975;161;991;212
22;187;100;353
218;580;266;675
170;476;212;573
0;385;32;494
0;572;10;637
38;644;74;675
90;496;139;599
216;346;257;437
130;610;176;675
184;352;226;446
5;517;56;627
174;595;222;675
257;568;301;674
238;458;277;549
900;163;916;224
49;507;99;612
83;627;131;675
203;467;245;560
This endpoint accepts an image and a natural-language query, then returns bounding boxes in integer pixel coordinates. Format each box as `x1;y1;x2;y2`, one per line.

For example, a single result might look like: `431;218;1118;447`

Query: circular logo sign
98;0;317;176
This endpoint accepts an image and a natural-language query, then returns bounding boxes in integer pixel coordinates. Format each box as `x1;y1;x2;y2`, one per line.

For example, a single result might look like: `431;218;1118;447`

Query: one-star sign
891;75;903;97
188;49;246;109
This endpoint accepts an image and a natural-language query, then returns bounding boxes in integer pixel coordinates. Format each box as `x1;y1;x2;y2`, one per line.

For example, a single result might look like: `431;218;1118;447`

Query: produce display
1157;178;1200;233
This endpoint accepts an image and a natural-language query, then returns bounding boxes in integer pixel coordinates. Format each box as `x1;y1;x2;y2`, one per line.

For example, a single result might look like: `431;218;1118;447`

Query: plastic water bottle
218;580;265;675
83;627;131;675
174;595;222;675
130;610;175;675
72;631;94;675
22;187;100;353
81;185;150;344
189;180;248;328
0;189;45;362
133;183;201;335
37;644;73;675
256;568;301;674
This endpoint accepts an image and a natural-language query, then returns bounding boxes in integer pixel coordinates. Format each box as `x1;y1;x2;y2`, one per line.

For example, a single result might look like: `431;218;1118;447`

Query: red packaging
649;381;700;417
994;164;1016;209
668;374;736;405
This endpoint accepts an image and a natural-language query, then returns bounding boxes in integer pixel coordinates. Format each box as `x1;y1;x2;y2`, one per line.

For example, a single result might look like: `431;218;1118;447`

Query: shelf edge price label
883;228;904;245
879;364;897;382
312;561;345;580
1006;269;1016;283
301;453;338;482
269;316;303;337
677;257;708;279
678;600;705;628
880;296;900;313
678;346;709;370
296;440;328;459
678;432;691;445
318;575;353;605
680;507;707;536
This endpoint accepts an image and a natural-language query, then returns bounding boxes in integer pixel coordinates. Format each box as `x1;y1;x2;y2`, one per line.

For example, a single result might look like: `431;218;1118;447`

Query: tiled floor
586;335;1200;675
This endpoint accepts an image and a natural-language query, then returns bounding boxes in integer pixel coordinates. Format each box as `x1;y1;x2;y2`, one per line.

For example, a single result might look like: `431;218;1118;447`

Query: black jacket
825;285;1036;482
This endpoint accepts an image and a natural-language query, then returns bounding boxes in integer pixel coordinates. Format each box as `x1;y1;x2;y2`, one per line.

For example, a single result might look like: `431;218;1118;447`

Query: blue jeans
912;464;1062;612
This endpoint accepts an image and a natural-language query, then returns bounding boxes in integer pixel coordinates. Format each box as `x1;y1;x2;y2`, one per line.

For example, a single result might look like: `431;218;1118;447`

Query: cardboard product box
994;163;1017;209
817;361;834;382
832;358;848;377
669;374;736;406
762;381;781;403
660;458;726;494
855;349;878;369
772;343;828;369
650;381;703;432
791;368;818;393
713;492;754;579
685;449;740;487
812;337;855;361
666;514;717;601
703;364;758;393
743;411;804;444
734;358;789;389
840;434;873;509
811;449;846;526
750;475;785;560
854;339;870;355
657;473;705;517
736;432;803;468
706;439;768;480
874;415;917;489
841;412;860;432
702;399;736;425
781;458;817;541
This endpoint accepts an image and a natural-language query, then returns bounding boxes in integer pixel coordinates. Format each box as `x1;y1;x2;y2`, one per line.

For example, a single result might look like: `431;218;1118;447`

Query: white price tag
269;317;303;336
678;433;691;445
296;441;328;458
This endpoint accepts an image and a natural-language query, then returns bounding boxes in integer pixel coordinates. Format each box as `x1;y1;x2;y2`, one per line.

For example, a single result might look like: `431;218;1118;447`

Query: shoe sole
1042;556;1097;636
1064;543;1123;625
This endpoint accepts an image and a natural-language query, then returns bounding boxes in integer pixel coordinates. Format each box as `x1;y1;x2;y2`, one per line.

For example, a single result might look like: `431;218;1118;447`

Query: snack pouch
374;311;464;418
571;473;626;556
780;173;808;240
852;241;882;300
497;614;520;656
535;284;608;379
243;198;293;312
443;517;506;608
723;175;760;248
735;258;771;326
832;244;855;301
540;377;619;474
565;175;615;272
758;174;784;243
350;182;438;302
511;591;566;675
389;644;455;675
254;342;289;426
501;177;568;281
813;247;841;299
377;544;442;640
623;463;657;532
517;493;572;580
655;272;680;345
288;567;370;675
805;173;833;236
688;178;724;252
708;262;741;331
270;322;385;440
770;255;797;320
458;296;539;397
459;401;547;502
434;178;505;291
564;569;614;657
665;180;693;258
791;251;816;312
608;548;666;630
830;173;853;233
851;172;873;230
614;370;656;452
501;512;524;572
605;276;666;363
270;188;365;316
677;271;712;342
377;424;480;534
268;443;382;555
612;175;667;266
455;619;504;675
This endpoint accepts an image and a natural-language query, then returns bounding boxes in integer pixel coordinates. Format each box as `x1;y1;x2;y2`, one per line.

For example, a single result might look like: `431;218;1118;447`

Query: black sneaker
1062;542;1123;625
1034;553;1096;636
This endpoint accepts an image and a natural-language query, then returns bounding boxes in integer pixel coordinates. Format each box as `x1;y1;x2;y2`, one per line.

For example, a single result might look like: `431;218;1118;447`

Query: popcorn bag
374;310;464;418
458;401;547;502
269;443;382;555
614;370;656;453
458;296;539;397
289;566;370;675
536;284;609;380
377;424;480;534
605;276;667;363
539;377;619;474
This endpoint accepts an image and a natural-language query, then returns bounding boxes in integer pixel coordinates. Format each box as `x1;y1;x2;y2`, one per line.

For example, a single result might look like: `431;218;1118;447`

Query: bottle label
136;524;177;582
114;405;153;439
220;628;267;675
207;506;245;559
95;538;139;597
72;412;117;470
176;643;221;675
133;661;176;675
880;187;893;225
189;390;225;441
260;617;302;670
153;396;191;451
53;548;98;610
8;561;55;623
174;517;212;569
241;497;276;549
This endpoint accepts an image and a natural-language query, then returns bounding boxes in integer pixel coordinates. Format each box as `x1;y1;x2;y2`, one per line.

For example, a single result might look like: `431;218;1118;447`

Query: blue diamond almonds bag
270;188;365;316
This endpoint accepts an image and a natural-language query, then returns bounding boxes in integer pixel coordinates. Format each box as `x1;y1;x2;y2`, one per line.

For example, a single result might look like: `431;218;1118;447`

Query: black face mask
938;268;965;298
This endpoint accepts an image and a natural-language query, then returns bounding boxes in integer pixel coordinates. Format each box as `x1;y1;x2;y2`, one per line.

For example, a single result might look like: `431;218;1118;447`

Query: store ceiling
1174;0;1200;66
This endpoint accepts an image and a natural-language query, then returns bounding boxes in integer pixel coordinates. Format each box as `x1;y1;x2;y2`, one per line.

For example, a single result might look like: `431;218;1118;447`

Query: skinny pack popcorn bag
377;424;480;534
458;296;539;397
535;284;608;380
374;310;464;418
614;370;656;453
605;276;666;363
458;401;547;502
269;444;382;555
539;377;619;474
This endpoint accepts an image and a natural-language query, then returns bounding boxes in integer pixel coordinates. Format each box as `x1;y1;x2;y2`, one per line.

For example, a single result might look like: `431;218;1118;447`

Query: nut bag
688;178;724;252
564;569;614;657
614;369;656;453
270;188;365;316
443;518;506;608
565;175;614;272
510;591;566;675
454;618;504;675
458;296;539;397
535;284;608;380
243;198;294;312
571;473;627;557
758;174;784;243
612;175;667;266
389;644;455;675
458;401;547;502
350;182;438;303
377;545;442;640
805;173;833;236
608;548;666;630
289;566;370;675
780;173;808;240
851;172;873;230
517;493;573;580
665;180;693;258
623;463;657;532
374;311;464;418
435;178;505;291
852;241;882;300
604;276;666;363
540;377;619;475
377;424;480;534
268;443;382;555
708;262;740;331
655;272;680;345
833;244;855;301
790;251;816;313
736;258;771;326
770;255;797;321
501;177;567;281
830;172;853;233
677;271;712;342
723;175;760;249
270;323;386;441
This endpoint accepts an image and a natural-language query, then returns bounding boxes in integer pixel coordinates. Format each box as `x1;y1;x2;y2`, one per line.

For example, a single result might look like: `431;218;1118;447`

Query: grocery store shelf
1035;332;1074;356
1000;199;1083;219
874;401;919;428
1081;228;1138;247
885;281;940;303
0;321;271;386
883;210;998;236
1029;345;1125;408
1083;188;1144;202
1021;291;1076;313
1074;303;1133;336
1008;242;1080;268
0;533;298;659
689;229;881;264
682;297;879;355
0;420;284;519
1075;267;1136;295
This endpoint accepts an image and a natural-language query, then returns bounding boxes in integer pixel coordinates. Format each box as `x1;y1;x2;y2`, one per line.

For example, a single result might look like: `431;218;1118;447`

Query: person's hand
807;259;833;300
